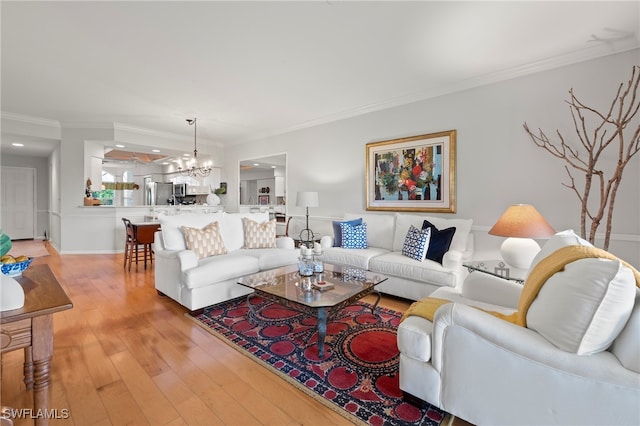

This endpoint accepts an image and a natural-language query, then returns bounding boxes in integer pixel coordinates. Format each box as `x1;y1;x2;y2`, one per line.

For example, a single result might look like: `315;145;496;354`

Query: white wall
225;50;640;266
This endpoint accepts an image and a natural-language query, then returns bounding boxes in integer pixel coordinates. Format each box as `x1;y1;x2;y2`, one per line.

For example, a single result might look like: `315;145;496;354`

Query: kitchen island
55;205;224;254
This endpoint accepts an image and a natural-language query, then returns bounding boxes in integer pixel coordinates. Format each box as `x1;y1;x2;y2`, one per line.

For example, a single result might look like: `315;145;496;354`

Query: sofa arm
441;250;467;288
460;272;522;309
441;250;462;269
320;235;334;248
177;250;198;270
276;236;295;250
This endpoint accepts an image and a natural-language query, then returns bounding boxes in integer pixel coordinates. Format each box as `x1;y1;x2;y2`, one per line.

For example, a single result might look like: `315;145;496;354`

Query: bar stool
122;218;153;271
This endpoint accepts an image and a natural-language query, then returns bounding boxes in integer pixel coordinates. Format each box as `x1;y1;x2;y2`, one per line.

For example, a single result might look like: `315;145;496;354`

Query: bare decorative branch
523;66;640;250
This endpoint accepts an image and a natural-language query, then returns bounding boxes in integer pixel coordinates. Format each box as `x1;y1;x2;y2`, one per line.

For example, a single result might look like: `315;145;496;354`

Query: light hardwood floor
0;244;467;426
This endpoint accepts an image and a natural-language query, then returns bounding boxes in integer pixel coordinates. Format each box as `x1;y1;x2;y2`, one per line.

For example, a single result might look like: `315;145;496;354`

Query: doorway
1;166;36;239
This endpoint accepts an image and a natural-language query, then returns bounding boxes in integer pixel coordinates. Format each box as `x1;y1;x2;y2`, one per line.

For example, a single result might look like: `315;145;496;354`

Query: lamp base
500;237;541;270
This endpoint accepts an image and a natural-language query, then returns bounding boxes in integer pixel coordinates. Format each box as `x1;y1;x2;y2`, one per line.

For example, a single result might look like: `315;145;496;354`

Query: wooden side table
0;264;73;426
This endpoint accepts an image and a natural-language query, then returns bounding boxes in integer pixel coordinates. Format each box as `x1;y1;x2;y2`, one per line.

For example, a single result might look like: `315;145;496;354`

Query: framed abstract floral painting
366;130;457;213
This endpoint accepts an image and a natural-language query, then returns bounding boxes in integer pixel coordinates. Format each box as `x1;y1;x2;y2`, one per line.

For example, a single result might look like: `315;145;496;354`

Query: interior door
1;166;36;239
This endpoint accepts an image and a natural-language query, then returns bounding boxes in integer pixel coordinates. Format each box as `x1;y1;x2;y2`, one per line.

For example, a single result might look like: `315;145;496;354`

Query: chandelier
178;117;212;177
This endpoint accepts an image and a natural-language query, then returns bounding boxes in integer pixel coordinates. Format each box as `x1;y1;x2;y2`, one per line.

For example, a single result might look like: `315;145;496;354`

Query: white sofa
154;211;298;314
320;213;473;301
397;230;640;425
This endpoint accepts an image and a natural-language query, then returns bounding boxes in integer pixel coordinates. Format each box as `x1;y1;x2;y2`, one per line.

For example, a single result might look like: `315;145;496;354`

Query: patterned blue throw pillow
340;222;368;249
332;218;363;247
402;225;431;261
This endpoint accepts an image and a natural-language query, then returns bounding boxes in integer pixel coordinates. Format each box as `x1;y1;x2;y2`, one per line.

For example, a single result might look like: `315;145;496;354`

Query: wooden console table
0;264;73;426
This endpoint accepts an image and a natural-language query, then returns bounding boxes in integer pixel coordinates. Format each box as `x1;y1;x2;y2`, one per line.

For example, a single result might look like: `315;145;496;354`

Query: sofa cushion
369;251;458;288
238;248;299;270
322;246;390;269
422;220;456;264
242;218;277;249
527;258;636;355
611;289;640;373
344;213;395;251
181;221;227;259
332;217;362;247
159;212;223;251
220;212;269;251
392;213;472;253
183;252;260;289
341;222;367;249
401;225;431;261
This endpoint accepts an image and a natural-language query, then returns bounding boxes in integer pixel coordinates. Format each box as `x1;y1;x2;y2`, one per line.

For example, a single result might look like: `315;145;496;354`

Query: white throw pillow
527;229;592;278
527;258;636;355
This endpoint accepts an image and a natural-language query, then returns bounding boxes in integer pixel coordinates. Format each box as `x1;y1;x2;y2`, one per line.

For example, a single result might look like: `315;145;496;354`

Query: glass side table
463;260;527;284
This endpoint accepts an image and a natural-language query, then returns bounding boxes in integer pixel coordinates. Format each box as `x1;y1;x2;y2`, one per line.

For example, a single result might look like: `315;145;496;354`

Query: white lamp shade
296;191;319;208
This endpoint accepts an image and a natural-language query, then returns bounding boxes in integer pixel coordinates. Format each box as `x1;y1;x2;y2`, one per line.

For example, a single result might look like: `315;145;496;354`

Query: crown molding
1;111;61;128
113;121;224;149
272;43;640;140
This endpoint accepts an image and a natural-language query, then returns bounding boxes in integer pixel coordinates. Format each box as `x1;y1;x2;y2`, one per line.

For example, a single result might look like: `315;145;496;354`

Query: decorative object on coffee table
488;204;555;269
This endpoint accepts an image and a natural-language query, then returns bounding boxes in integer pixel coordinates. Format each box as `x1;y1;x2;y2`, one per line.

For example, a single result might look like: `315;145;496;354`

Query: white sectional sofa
154;211;298;314
320;213;474;301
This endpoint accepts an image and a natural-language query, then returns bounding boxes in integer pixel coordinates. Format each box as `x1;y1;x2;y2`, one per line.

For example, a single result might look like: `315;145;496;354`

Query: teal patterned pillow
340;222;368;249
402;225;431;261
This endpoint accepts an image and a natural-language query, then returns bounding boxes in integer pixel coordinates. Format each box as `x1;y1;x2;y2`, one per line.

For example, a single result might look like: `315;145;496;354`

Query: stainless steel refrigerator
145;182;174;205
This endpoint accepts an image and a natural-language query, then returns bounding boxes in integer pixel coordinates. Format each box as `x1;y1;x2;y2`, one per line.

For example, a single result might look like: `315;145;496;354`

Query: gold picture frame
366;130;456;213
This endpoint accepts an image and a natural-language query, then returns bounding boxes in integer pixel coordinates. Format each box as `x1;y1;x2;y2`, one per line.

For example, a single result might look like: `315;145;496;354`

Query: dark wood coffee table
237;263;387;358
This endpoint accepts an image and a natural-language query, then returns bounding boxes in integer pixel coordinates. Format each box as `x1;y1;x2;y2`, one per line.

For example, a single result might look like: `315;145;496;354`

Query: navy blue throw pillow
421;220;456;264
332;218;363;247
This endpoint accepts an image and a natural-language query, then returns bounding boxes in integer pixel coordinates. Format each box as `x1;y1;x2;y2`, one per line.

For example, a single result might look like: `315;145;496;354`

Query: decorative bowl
1;257;34;277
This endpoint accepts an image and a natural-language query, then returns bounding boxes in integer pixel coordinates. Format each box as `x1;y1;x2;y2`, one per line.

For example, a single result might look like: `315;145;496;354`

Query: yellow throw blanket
401;245;640;327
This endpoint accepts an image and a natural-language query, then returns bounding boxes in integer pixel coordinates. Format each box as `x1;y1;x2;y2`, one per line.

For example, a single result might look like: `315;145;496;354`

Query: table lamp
296;191;319;247
488;204;555;270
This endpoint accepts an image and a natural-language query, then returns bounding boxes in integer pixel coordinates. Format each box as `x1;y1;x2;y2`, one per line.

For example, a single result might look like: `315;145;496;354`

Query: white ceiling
2;1;639;157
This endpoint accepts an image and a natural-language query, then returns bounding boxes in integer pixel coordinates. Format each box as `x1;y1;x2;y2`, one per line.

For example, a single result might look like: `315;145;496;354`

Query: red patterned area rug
191;296;447;426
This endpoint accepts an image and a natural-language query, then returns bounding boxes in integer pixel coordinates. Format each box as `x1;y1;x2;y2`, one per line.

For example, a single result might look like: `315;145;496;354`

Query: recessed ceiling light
152;149;160;153
253;163;260;166
115;144;125;148
11;143;24;147
162;162;169;165
183;153;190;157
271;165;276;169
